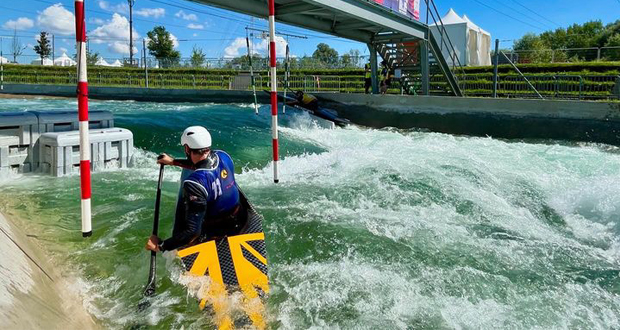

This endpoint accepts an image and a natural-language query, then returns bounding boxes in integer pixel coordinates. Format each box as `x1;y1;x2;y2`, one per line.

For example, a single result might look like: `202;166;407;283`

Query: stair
374;37;463;96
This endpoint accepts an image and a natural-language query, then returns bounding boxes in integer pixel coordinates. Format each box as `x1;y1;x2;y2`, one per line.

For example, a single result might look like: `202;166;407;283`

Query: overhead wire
469;0;546;31
510;0;561;28
493;1;556;30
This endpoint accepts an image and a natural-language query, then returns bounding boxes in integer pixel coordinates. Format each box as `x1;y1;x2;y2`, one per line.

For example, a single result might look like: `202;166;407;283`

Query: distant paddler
287;90;319;113
145;126;247;253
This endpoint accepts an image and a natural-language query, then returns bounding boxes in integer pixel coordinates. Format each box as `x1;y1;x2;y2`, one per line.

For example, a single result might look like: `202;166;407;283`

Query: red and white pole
75;0;92;237
268;0;279;183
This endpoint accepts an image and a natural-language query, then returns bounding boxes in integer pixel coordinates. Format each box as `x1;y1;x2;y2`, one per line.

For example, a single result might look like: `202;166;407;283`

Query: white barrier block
0;112;38;174
31;110;114;134
39;128;133;177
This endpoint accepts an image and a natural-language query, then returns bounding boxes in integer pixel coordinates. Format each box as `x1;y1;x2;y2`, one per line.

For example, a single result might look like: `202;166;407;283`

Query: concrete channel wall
2;83;619;145
313;93;620;145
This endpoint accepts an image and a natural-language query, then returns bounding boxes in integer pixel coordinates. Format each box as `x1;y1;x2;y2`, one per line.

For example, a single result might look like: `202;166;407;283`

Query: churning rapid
0;98;619;329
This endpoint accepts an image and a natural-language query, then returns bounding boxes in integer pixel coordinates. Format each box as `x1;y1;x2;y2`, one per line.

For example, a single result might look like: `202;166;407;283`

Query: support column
492;39;500;98
368;43;379;94
421;39;429;95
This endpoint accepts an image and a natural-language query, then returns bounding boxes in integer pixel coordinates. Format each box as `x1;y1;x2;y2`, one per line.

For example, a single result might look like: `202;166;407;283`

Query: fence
1;66;618;100
498;47;620;65
0;53;371;70
456;73;619;100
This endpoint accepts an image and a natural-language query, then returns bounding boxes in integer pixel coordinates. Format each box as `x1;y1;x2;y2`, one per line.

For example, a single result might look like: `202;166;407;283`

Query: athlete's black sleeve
172;158;195;170
161;181;208;251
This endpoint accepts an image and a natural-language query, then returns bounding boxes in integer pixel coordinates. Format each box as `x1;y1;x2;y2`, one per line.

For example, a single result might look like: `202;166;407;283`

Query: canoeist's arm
157;153;195;170
159;181;207;251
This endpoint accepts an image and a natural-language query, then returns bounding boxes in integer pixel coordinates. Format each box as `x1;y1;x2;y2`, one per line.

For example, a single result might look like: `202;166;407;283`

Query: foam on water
242;125;620;329
0;98;618;329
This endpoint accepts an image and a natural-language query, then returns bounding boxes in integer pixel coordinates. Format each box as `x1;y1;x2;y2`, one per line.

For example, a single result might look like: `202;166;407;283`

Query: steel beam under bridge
187;0;428;44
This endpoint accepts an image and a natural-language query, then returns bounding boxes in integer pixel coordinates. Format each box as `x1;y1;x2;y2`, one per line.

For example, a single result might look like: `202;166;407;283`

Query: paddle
143;163;165;297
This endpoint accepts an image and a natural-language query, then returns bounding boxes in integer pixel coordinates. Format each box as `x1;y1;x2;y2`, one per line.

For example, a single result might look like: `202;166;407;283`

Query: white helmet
181;126;212;149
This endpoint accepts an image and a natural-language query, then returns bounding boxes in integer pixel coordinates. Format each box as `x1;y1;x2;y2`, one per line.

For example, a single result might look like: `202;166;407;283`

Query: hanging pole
245;28;259;114
283;43;290;114
268;0;279;184
128;0;135;66
143;38;149;88
1;37;4;91
52;34;55;66
75;0;92;237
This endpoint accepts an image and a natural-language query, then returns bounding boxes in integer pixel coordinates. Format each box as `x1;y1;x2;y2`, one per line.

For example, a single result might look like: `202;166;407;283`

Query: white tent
0;56;8;64
53;52;77;67
95;57;111;66
110;59;123;67
430;9;491;66
30;57;53;66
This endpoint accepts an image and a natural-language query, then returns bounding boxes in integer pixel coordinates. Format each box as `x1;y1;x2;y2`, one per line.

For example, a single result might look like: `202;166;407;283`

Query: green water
0;98;619;329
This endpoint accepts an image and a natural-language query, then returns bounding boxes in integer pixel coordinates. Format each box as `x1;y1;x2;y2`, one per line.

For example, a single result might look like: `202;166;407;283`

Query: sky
0;0;619;62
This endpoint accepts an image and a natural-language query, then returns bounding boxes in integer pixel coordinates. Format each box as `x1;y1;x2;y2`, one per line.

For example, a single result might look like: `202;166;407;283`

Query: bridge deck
188;0;427;43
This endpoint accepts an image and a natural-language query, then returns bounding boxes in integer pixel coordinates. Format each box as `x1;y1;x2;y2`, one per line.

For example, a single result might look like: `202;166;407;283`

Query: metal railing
2;68;618;100
0;53;371;70
424;0;467;95
496;47;620;65
456;74;619;100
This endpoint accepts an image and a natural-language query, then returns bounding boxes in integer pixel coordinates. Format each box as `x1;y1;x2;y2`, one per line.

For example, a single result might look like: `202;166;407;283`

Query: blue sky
0;0;619;61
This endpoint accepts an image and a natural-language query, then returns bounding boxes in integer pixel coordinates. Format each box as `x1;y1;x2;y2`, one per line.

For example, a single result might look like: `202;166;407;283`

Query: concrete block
39;128;133;177
0;112;38;174
31;110;114;134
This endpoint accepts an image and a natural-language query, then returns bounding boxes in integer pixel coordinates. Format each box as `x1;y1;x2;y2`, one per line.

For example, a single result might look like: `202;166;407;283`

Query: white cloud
192;33;198;37
60;47;68;53
109;41;136;55
170;33;179;48
224;38;247;58
98;0;128;14
175;10;198;21
37;4;75;36
225;35;288;58
187;23;204;30
135;8;165;18
2;17;34;31
90;13;139;55
89;17;105;25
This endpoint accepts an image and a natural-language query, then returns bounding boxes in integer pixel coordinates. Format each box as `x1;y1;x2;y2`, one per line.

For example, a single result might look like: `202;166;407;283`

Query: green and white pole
283;44;290;114
246;28;259;114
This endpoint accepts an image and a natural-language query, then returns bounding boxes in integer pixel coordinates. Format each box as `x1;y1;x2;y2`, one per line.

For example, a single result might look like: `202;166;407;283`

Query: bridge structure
189;0;464;96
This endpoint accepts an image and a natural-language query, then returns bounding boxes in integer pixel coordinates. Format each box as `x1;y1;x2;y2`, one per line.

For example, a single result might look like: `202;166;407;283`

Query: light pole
128;0;135;66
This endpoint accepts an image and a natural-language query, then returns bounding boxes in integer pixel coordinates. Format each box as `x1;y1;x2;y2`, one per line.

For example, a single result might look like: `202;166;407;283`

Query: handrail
500;51;543;99
423;0;466;92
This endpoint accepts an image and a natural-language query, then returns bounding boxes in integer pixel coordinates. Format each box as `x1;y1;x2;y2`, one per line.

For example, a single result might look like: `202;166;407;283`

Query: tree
190;45;206;67
224;54;262;70
341;49;361;68
146;26;180;68
11;29;26;63
312;43;339;68
604;33;620;61
87;52;100;66
33;32;52;65
513;33;552;63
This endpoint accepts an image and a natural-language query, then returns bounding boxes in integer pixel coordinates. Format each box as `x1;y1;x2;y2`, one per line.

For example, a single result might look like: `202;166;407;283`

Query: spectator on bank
364;62;372;94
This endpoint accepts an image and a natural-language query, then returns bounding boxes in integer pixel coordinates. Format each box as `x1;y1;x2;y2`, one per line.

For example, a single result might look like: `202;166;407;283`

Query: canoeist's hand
157;153;174;166
146;235;161;252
